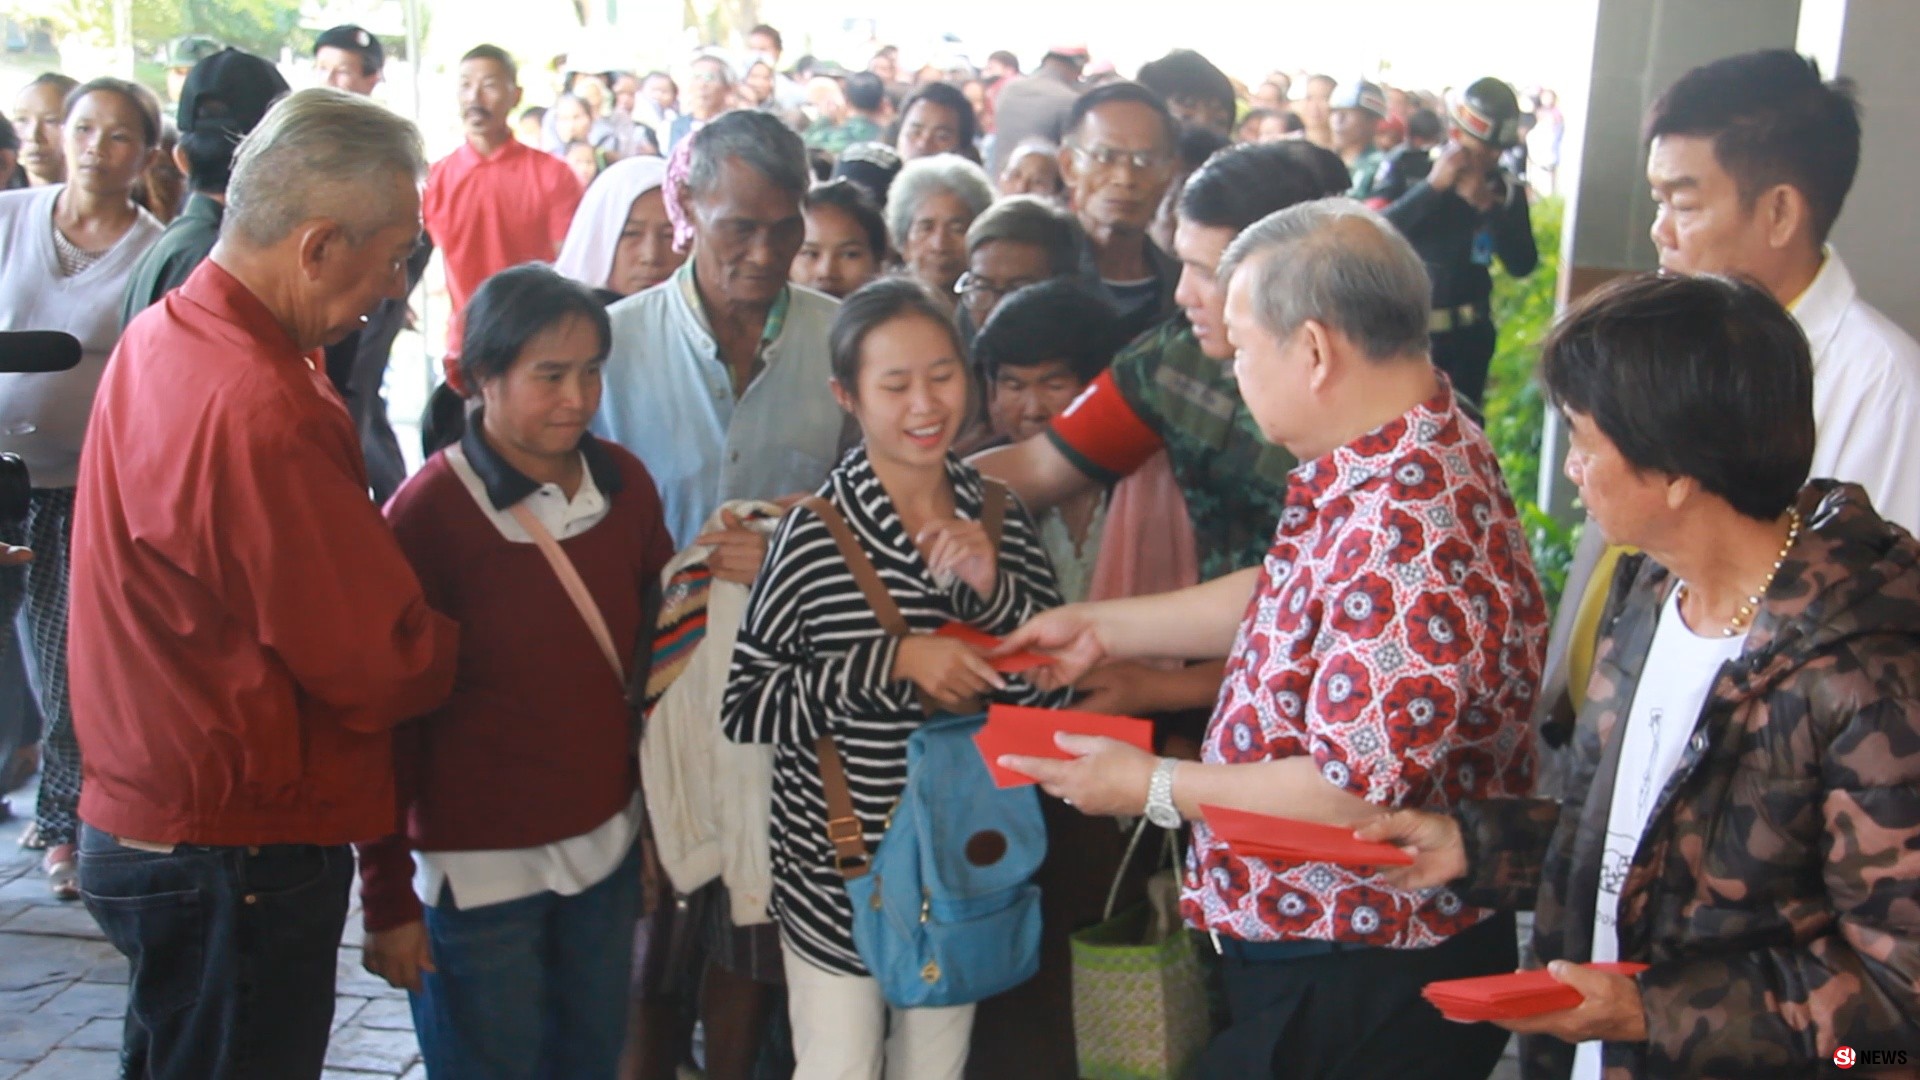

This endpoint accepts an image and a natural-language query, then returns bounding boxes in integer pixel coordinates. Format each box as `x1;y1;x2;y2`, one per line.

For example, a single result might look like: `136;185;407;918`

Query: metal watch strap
1146;757;1180;826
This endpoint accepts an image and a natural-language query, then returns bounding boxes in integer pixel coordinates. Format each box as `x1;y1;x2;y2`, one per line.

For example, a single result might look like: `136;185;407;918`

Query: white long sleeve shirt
1794;250;1920;535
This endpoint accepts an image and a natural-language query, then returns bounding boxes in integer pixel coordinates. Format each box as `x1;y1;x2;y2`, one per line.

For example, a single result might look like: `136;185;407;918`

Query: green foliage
1484;195;1580;607
47;0;304;63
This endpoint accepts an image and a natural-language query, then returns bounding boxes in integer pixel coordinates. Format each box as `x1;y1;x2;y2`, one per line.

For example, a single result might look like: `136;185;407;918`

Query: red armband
1045;371;1164;482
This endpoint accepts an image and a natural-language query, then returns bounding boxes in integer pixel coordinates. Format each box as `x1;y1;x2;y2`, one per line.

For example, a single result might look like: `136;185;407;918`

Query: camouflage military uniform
1046;318;1296;580
1450;481;1920;1078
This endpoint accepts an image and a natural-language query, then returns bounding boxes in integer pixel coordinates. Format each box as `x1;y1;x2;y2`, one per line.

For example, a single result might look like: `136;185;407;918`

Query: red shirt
357;432;674;931
421;138;583;381
69;260;460;848
1182;383;1547;948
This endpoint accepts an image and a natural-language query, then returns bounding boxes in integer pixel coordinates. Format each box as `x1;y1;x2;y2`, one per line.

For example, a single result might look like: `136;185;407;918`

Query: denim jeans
76;824;353;1079
409;840;640;1079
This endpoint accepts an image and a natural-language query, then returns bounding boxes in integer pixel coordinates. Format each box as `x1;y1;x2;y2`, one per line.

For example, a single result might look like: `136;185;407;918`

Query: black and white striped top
722;446;1066;976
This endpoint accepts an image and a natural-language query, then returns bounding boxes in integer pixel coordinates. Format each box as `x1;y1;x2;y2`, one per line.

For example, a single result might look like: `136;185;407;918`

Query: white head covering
553;155;672;291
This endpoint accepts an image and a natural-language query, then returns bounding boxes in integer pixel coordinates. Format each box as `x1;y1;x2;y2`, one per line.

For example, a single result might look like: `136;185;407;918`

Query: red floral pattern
1183;385;1547;949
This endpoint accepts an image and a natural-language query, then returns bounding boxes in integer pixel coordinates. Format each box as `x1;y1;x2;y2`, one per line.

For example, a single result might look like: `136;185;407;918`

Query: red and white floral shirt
1182;383;1547;949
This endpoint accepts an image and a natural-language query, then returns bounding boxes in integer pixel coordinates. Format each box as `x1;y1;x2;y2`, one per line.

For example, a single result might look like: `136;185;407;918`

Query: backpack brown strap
980;479;1007;553
798;495;908;636
797;494;907;879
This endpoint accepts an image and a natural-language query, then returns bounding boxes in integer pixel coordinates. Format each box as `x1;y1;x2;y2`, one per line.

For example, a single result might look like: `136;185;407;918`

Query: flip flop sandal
43;844;79;902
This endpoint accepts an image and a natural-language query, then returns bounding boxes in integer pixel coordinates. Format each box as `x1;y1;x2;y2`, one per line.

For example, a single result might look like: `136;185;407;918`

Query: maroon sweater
357;430;673;931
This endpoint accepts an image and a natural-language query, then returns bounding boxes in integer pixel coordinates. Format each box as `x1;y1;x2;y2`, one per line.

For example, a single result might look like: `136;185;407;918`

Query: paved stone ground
0;776;424;1080
0;771;1520;1080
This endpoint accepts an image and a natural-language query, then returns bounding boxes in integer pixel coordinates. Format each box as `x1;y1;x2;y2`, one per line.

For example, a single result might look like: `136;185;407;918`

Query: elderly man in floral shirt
1002;200;1547;1080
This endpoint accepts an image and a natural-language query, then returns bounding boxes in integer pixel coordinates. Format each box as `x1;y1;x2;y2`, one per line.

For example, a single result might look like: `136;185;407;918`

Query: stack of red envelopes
972;704;1155;788
934;622;1054;674
1200;805;1415;869
1421;963;1649;1022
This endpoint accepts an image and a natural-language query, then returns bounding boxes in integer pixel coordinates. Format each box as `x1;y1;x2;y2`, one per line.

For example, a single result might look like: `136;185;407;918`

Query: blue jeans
410;841;640;1080
76;824;353;1079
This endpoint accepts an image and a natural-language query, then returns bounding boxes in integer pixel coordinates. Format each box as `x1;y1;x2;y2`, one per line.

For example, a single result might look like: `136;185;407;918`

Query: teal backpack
801;488;1046;1008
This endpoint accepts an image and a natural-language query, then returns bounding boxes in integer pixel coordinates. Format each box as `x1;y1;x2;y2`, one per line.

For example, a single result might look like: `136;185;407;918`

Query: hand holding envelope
934;622;1055;675
974;704;1155;788
1421;962;1649;1023
1201;805;1415;869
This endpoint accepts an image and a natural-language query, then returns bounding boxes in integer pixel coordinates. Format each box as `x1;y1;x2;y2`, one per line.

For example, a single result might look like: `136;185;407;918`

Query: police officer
1330;77;1388;197
1369;76;1536;410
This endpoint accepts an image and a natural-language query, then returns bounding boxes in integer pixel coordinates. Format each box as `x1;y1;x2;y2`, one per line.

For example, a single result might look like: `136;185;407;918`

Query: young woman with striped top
722;278;1065;1080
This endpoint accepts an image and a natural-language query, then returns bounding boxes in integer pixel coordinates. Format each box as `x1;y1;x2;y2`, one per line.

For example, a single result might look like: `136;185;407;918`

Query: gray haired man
592;105;853;1080
997;199;1548;1079
595;108;853;559
69;88;459;1080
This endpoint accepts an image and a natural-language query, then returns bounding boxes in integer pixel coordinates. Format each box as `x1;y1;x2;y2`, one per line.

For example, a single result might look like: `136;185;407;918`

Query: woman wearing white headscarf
554;155;683;298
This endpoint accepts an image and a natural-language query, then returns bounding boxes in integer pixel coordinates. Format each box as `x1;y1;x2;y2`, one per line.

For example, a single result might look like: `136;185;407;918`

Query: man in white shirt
1645;48;1920;532
1528;49;1920;779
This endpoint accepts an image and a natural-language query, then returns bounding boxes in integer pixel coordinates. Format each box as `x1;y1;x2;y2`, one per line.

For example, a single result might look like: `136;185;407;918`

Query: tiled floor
0;772;1520;1080
0;777;424;1080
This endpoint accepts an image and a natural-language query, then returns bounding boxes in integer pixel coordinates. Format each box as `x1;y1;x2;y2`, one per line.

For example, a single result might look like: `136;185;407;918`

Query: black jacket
1371;147;1537;312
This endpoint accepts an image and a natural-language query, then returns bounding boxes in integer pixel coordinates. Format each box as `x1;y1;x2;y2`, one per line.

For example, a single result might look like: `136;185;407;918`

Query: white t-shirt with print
1572;588;1746;1080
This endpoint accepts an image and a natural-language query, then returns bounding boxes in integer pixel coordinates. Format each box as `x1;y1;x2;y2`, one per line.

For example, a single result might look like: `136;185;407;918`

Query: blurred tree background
41;0;303;60
1484;195;1580;608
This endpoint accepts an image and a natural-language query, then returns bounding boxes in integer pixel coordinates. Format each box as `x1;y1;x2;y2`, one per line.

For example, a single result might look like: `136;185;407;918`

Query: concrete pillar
1541;0;1802;515
1799;0;1920;340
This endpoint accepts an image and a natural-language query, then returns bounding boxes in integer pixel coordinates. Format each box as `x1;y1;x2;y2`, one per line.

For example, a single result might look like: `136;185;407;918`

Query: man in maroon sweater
357;264;675;1077
67;89;459;1080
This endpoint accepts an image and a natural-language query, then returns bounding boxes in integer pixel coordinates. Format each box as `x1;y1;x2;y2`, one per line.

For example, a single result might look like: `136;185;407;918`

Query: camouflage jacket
1452;482;1920;1078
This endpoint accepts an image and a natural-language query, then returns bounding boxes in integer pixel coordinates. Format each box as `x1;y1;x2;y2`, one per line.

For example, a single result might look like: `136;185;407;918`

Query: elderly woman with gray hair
887;152;994;297
67;87;459;1078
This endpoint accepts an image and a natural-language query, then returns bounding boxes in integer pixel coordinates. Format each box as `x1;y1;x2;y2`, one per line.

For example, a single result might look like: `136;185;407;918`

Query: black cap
315;24;384;72
831;141;901;209
178;48;290;136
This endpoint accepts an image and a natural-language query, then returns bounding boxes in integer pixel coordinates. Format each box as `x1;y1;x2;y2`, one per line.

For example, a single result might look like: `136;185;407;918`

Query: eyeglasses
955;272;1044;303
1072;144;1173;172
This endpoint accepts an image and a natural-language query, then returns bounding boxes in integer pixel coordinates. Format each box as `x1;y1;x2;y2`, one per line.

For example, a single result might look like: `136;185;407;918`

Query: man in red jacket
67;88;459;1080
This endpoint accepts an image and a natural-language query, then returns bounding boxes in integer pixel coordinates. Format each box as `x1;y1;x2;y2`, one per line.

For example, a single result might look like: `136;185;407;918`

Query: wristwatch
1144;757;1182;829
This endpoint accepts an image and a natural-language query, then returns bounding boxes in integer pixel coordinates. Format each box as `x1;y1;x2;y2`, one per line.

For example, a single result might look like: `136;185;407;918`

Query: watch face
1147;804;1182;830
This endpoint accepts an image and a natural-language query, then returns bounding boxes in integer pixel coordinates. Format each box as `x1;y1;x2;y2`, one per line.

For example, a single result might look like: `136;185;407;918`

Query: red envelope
973;704;1155;788
1200;805;1416;868
1421;963;1649;1022
933;622;1054;674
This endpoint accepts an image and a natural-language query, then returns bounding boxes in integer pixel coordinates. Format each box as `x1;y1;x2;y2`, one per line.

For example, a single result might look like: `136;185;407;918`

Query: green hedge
1484;195;1580;607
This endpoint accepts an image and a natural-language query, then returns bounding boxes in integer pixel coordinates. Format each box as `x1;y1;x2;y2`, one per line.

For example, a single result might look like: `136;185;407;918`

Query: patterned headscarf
664;133;697;253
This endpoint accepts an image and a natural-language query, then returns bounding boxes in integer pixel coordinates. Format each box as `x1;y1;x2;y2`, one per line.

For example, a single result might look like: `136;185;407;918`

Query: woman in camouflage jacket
1364;275;1920;1079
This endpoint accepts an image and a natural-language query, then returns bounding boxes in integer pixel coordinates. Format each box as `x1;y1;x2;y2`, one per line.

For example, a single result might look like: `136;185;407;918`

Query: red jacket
357;432;674;931
69;260;459;848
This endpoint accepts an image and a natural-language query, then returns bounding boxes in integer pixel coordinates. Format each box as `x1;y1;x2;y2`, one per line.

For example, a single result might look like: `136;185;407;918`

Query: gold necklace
1678;507;1802;638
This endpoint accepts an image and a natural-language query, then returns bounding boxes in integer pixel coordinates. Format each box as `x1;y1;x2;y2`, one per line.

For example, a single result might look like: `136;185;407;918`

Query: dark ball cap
178;48;291;136
1452;77;1522;148
832;141;902;209
315;24;385;71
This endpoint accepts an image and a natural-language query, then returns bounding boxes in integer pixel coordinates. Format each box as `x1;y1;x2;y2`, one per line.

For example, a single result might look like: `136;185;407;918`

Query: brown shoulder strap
798;495;909;637
816;730;870;879
794;494;902;879
980;479;1007;552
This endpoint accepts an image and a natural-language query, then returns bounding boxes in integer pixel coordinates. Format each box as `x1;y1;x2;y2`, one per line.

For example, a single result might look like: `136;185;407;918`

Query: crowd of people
1;20;1918;1080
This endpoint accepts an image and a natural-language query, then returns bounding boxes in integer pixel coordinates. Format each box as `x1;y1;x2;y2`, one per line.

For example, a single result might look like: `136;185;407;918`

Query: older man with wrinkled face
595;109;855;555
590;107;856;1078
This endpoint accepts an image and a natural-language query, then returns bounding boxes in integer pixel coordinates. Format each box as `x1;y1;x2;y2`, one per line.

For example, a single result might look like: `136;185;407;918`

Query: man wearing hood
1364;272;1920;1079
